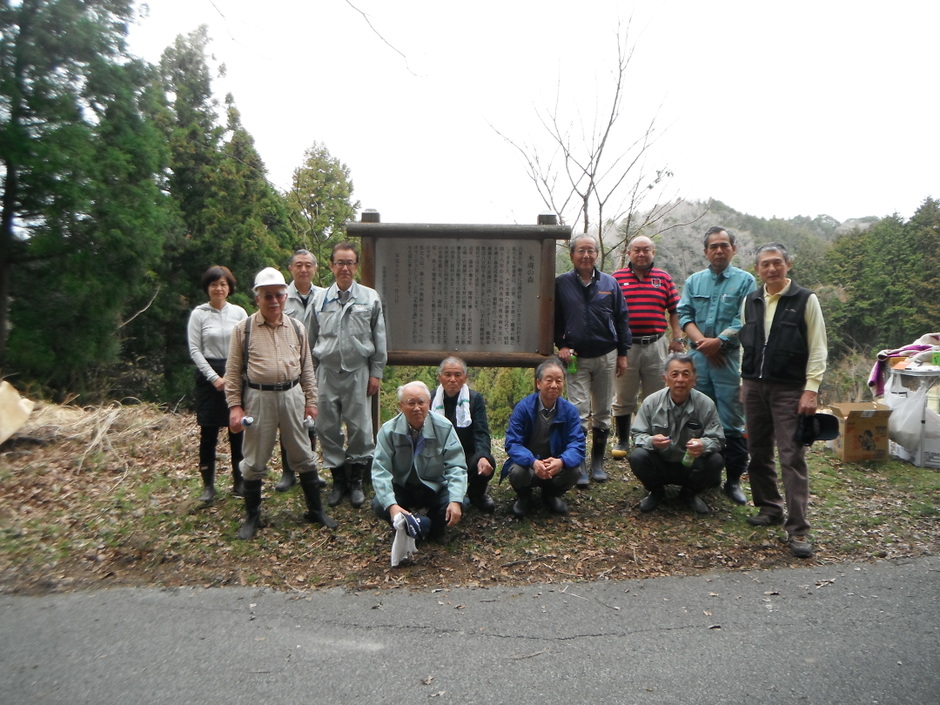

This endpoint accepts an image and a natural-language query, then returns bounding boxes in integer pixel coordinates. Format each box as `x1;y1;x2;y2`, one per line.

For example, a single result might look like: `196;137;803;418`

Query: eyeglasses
401;399;429;409
260;293;287;300
332;260;358;269
574;248;597;255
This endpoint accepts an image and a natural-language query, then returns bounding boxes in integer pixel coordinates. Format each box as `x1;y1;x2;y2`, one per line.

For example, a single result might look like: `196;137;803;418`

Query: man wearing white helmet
225;267;337;539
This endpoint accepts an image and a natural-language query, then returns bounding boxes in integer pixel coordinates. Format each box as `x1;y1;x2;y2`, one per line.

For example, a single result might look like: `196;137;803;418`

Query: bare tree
494;22;703;271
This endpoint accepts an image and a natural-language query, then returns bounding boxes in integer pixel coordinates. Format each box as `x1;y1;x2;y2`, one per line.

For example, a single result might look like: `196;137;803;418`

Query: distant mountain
604;199;880;286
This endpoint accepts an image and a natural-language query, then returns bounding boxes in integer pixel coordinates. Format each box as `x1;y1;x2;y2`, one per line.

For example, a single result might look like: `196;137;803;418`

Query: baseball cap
402;513;432;540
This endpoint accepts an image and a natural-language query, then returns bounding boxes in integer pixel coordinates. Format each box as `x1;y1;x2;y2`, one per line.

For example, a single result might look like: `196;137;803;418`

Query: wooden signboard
348;214;571;368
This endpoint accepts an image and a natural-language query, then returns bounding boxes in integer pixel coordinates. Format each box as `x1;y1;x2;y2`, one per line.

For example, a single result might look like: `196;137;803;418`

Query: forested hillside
2;2;937;420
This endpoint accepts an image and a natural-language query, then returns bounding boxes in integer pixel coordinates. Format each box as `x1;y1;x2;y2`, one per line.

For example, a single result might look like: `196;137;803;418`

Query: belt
634;332;664;345
246;378;300;392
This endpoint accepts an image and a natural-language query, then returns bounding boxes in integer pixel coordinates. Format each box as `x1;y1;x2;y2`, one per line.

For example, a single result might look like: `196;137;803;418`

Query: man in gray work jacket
309;242;388;509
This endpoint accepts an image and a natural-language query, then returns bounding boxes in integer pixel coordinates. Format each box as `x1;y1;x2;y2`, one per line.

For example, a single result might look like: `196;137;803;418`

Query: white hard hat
253;267;287;291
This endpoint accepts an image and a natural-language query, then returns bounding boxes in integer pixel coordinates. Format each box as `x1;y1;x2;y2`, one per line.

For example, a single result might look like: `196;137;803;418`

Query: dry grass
1;402;938;595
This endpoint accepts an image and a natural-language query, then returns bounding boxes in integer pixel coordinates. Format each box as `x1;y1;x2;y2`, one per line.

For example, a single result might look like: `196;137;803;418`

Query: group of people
187;226;828;560
554;228;828;558
187;243;386;539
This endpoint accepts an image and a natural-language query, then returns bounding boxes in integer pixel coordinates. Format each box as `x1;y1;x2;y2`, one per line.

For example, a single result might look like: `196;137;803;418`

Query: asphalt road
2;555;938;705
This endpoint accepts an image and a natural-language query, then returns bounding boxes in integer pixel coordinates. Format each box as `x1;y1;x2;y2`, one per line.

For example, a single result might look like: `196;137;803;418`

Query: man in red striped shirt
610;236;685;457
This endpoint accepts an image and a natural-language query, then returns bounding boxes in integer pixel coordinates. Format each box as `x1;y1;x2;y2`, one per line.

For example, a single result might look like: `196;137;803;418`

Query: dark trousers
629;447;723;495
371;483;451;539
466;463;493;501
199;425;243;473
742;379;810;535
506;462;579;494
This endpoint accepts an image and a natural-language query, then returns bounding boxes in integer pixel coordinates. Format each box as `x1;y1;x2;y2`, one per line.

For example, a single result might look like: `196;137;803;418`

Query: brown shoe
789;534;814;559
746;513;784;527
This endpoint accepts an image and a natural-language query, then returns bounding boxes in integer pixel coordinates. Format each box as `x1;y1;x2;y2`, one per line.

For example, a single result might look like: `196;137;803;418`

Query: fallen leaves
1;403;938;595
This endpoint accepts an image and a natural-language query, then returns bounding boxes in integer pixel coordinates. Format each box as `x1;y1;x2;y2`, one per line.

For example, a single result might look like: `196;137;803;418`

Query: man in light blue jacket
676;226;756;506
371;381;467;542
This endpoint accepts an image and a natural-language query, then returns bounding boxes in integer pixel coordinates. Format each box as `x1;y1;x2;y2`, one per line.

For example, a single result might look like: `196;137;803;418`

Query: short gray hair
665;353;697;374
569;234;599;255
437;356;467;376
536;357;566;381
397;381;431;402
754;242;791;265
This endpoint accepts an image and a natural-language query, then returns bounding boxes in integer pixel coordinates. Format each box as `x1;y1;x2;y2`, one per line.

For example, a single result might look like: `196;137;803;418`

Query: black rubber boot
611;415;631;459
542;485;569;515
468;477;496;514
274;467;296;493
576;460;590;489
275;442;298;492
231;465;244;498
639;487;665;512
722;436;749;505
237;480;263;540
198;464;216;503
300;472;338;529
327;467;347;507
511;487;533;518
591;429;610;482
348;463;367;508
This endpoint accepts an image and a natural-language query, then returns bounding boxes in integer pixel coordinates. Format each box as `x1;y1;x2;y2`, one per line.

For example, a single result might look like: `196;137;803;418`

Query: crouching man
225;267;337;540
502;358;585;518
630;354;725;514
371;381;467;543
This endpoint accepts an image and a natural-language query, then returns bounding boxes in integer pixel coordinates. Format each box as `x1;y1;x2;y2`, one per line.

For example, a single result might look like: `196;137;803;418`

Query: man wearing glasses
371;381;467;543
225;267;337;539
309;242;388;509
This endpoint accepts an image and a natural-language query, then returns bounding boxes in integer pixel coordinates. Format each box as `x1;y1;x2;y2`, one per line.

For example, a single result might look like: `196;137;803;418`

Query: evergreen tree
152;29;296;401
286;142;359;286
1;0;172;398
821;198;940;357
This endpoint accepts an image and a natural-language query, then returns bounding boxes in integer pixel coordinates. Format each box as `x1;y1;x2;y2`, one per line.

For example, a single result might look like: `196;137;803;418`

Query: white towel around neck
430;384;471;428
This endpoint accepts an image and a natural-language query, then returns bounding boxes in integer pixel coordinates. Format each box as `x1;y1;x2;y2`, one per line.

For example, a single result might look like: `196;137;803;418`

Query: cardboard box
829;403;892;462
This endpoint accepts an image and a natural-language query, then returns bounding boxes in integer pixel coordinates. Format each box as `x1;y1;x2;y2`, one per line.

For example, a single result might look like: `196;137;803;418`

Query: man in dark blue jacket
502;359;586;517
555;235;631;487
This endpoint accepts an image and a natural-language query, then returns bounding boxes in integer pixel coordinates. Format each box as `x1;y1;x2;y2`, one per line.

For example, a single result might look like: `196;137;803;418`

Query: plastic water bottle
567;353;578;374
242;416;255;428
681;421;703;467
303;416;315;430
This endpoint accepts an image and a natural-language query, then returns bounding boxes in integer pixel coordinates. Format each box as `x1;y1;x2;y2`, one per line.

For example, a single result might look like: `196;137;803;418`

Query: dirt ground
1;403;938;594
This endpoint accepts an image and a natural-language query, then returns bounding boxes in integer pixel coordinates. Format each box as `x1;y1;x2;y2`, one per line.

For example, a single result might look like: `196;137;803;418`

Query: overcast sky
127;0;937;226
